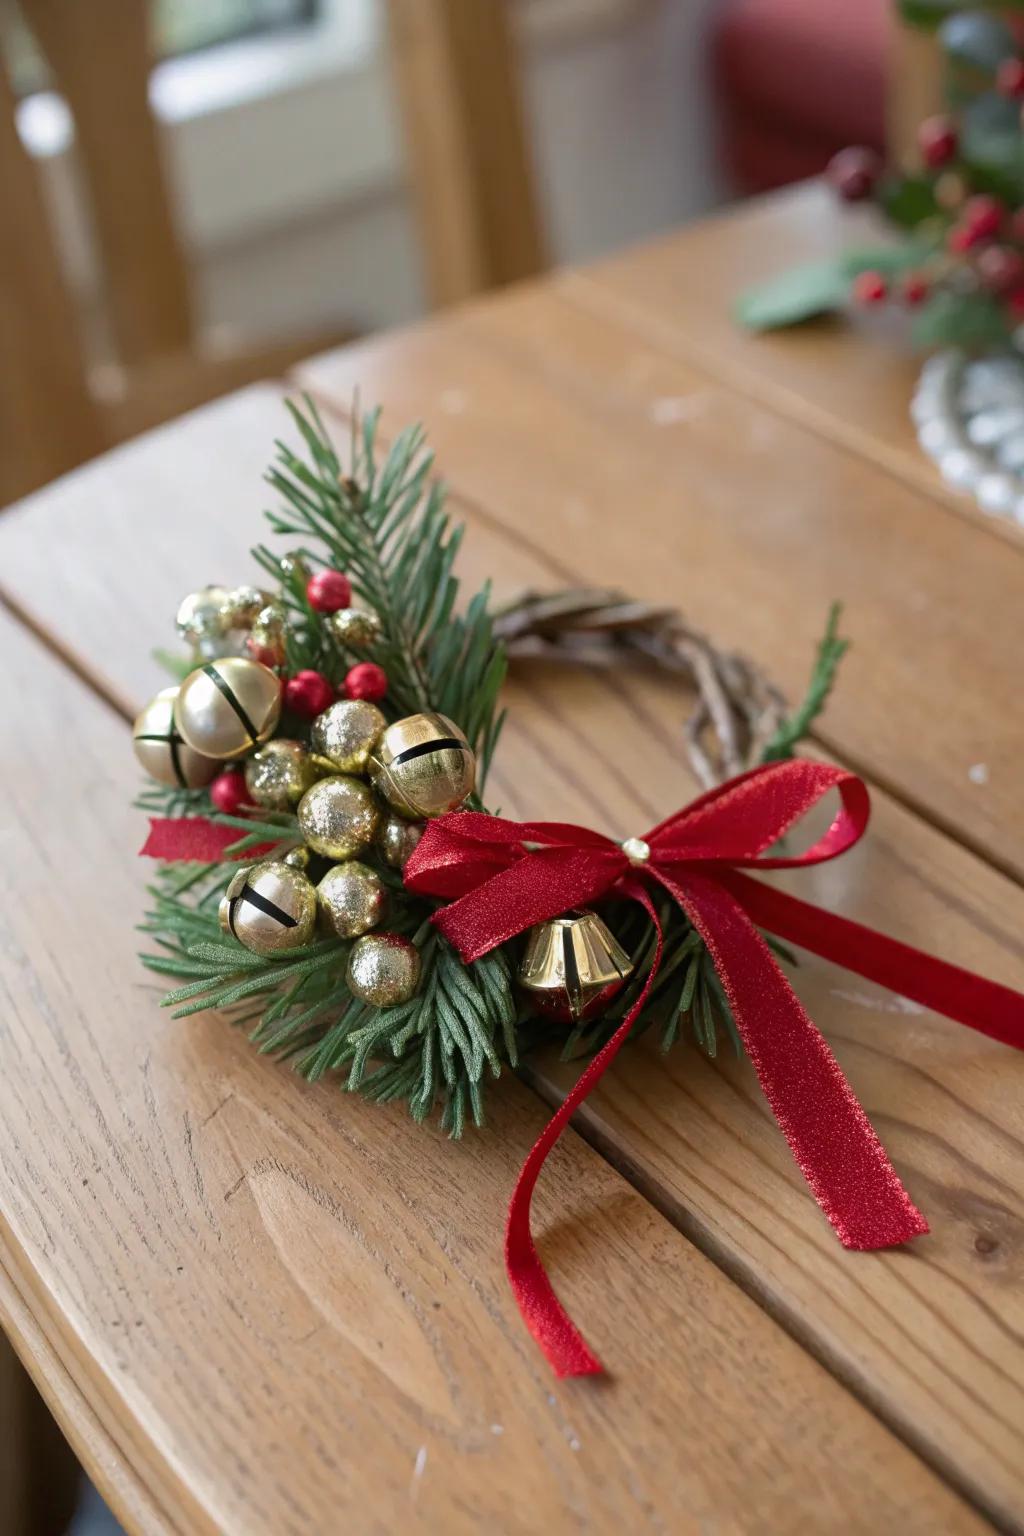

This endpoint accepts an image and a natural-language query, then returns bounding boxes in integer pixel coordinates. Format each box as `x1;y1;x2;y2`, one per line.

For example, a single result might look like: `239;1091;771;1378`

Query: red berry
851;270;887;306
947;223;976;254
1008;287;1024;321
344;662;388;702
306;569;352;613
210;771;252;815
963;194;1004;241
978;244;1024;293
900;273;929;307
826;145;881;202
918;115;958;168
997;57;1024;98
284;669;336;718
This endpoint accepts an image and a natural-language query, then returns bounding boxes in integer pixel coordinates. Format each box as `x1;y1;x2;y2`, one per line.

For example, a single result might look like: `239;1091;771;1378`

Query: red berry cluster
206;565;391;817
827;74;1024;326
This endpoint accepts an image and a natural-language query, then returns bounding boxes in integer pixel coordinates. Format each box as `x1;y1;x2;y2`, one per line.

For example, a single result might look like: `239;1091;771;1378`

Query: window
5;0;321;97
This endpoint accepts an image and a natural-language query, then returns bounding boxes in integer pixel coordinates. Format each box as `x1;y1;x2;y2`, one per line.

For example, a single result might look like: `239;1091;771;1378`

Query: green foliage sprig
139;401;846;1132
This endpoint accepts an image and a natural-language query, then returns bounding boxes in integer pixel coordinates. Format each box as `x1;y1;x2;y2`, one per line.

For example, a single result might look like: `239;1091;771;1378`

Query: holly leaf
735;244;928;332
877;174;939;228
910;290;1011;350
939;13;1014;70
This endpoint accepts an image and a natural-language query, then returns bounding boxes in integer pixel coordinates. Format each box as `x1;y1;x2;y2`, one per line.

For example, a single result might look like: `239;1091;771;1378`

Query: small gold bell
518;910;633;1023
244;739;317;809
132;685;221;789
310;699;386;774
377;813;424;869
369;712;475;818
176;585;232;646
218;861;317;956
174;658;282;760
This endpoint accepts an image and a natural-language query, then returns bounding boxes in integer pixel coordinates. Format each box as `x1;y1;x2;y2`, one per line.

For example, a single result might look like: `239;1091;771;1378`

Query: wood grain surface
287;292;1024;882
0;604;985;1536
570;181;1022;542
1;377;1022;1527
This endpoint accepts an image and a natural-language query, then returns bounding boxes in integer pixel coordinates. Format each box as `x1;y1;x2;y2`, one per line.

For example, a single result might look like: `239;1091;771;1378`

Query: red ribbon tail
655;869;928;1251
722;871;1024;1052
506;888;663;1378
139;816;275;863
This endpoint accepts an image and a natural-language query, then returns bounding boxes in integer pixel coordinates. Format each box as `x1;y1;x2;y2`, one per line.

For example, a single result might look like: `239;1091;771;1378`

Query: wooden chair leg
0;1333;81;1536
386;0;547;307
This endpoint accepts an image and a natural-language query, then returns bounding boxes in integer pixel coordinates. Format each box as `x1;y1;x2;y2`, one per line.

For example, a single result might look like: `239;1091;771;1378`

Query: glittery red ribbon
139;817;274;862
404;759;1024;1378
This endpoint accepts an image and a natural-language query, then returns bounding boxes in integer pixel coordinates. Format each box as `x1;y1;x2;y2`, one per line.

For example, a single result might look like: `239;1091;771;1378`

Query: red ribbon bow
404;758;1024;1378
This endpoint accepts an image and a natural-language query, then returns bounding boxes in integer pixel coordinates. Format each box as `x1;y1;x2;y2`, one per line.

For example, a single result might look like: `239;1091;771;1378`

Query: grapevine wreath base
136;402;1024;1376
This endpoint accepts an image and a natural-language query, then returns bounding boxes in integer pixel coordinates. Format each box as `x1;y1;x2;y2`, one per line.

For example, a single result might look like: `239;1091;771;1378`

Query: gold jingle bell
327;607;381;648
369;712;475;818
297;775;380;859
244;739;317;809
218;861;317;956
377;813;424;870
132;685;221;789
347;933;421;1006
174;658;282;761
310;699;386;774
317;861;387;938
518;909;633;1023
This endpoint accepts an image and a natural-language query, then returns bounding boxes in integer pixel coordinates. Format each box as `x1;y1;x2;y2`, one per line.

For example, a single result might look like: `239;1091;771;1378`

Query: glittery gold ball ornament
223;584;274;629
174;658;282;760
297;775;380;859
247;602;288;668
346;933;421;1006
369;712;475;818
310;699;386;774
176;585;232;646
244;739;317;809
283;846;311;870
327;607;382;648
218;861;317;956
132;685;221;788
317;861;387;938
518;909;633;1022
278;551;310;583
377;813;424;870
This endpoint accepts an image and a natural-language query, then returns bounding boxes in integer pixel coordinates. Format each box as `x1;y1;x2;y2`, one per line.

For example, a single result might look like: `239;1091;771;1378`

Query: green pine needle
139;400;847;1131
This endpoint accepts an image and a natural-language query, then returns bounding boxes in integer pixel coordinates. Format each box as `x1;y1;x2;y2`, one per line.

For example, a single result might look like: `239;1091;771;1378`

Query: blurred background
0;0;902;513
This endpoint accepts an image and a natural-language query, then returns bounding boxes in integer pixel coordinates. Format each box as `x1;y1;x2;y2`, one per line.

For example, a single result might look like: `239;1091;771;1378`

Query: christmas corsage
136;402;1024;1377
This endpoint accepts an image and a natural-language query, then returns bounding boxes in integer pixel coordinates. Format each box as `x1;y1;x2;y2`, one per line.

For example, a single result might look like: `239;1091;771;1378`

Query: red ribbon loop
404;758;1024;1378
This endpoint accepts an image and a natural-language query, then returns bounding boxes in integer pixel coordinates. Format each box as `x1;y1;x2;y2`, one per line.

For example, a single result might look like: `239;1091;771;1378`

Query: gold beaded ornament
132;685;221;789
218;861;318;956
369;712;476;818
297;775;380;859
176;585;232;648
244;739;317;809
377;813;424;870
327;607;382;648
317;861;387;938
174;658;282;761
346;933;422;1006
518;909;633;1022
310;699;386;774
247;603;288;667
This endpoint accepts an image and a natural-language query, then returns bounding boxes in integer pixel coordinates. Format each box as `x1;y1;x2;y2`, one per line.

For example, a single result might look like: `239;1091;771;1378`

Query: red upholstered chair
713;0;890;195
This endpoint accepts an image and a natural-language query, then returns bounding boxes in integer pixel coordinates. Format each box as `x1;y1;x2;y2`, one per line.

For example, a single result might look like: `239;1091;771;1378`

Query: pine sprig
139;399;848;1134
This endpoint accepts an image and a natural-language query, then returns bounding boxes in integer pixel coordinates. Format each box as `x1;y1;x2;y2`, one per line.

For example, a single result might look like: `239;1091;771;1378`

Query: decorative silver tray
912;350;1024;522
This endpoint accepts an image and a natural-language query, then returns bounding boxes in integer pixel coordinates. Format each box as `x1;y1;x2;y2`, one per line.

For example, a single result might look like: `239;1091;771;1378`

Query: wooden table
1;182;1022;1536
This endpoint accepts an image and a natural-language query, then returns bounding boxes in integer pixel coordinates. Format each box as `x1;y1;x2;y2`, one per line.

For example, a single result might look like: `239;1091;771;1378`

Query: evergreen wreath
136;400;846;1137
